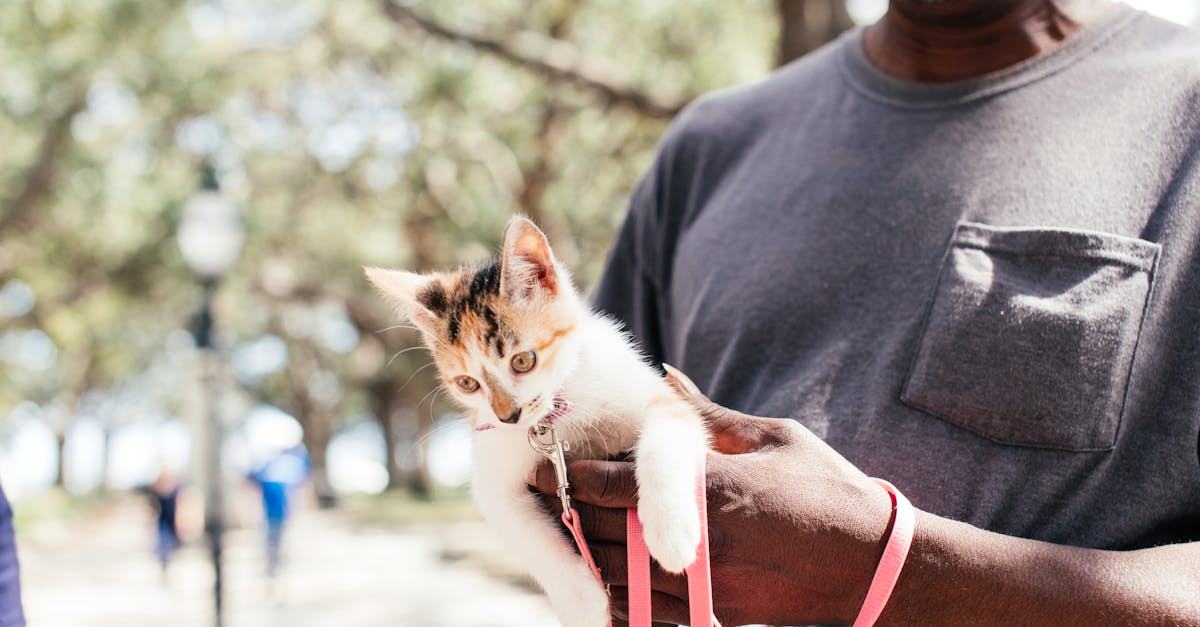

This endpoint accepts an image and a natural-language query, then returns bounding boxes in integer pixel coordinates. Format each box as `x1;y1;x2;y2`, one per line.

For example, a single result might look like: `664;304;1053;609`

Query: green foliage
0;0;775;464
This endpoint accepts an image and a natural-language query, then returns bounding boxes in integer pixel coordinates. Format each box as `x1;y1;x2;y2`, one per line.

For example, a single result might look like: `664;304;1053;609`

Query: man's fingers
568;460;638;508
529;460;558;497
608;586;691;625
612;619;677;627
531;459;639;508
590;542;689;598
572;502;626;543
529;494;626;543
611;618;674;627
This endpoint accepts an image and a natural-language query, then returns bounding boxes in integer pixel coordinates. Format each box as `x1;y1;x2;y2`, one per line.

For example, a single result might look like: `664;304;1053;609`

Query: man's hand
531;366;892;626
531;366;1200;626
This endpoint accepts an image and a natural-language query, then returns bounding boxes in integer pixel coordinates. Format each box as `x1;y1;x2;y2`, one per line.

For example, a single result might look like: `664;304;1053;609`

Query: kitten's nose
500;408;522;424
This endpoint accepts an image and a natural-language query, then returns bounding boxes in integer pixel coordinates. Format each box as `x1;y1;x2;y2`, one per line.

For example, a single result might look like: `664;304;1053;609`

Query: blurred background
0;1;1195;626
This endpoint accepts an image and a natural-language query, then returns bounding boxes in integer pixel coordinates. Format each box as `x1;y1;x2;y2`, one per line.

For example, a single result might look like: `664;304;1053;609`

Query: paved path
19;497;560;627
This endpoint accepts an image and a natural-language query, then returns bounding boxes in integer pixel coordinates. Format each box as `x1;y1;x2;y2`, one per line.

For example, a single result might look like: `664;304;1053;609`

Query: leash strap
537;421;720;626
852;478;915;627
626;450;721;627
563;509;618;627
685;450;717;627
557;449;909;627
562;509;604;586
625;509;652;623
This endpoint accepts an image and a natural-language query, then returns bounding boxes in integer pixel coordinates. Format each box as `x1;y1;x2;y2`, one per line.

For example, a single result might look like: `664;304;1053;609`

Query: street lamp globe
178;168;244;281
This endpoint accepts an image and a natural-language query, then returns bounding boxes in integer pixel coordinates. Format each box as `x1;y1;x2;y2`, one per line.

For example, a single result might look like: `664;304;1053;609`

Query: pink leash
562;450;719;627
853;478;915;627
625;450;719;627
560;451;912;627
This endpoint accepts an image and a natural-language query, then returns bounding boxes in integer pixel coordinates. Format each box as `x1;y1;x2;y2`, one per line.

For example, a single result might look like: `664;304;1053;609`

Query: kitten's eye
454;376;480;393
510;350;537;374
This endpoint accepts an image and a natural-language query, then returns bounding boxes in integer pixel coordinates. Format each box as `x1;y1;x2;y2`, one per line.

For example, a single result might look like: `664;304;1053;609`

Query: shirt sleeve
591;99;714;368
591;159;670;366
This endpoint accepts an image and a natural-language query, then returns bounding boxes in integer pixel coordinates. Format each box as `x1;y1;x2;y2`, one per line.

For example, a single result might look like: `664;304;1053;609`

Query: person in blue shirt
247;445;310;577
0;484;24;627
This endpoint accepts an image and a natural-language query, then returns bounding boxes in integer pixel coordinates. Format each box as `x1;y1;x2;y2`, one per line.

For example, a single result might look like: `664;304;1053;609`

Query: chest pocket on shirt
901;222;1160;451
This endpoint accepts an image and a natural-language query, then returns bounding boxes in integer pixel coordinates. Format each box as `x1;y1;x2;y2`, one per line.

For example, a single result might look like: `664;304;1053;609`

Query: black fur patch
447;261;503;345
480;306;499;343
469;261;501;300
418;283;448;315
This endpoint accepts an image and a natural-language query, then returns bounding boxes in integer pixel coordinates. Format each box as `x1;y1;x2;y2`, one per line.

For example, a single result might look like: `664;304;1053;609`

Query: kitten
366;216;710;627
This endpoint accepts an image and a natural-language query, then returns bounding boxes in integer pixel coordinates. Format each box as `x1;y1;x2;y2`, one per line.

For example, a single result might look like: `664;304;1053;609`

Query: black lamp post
178;163;244;627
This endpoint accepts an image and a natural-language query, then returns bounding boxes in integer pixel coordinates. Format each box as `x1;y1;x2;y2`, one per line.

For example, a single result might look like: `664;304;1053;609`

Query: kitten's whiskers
385;344;433;369
375;323;420;334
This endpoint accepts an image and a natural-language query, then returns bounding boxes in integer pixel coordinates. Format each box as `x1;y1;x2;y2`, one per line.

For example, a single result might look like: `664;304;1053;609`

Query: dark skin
863;0;1116;82
533;369;1200;625
530;2;1200;624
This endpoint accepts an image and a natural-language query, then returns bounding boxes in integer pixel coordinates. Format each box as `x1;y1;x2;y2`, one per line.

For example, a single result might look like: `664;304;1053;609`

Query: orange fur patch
482;369;515;420
535;324;575;353
647;395;679;407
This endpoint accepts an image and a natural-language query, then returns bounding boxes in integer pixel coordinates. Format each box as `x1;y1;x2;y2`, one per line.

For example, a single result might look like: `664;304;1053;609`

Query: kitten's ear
500;216;559;300
364;267;443;335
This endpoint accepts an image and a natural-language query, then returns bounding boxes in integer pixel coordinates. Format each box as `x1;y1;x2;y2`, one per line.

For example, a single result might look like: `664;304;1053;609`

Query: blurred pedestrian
140;470;182;575
0;483;24;627
247;445;309;577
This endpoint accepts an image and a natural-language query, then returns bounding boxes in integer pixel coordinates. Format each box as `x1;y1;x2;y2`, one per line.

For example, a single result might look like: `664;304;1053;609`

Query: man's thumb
663;363;773;454
663;362;702;397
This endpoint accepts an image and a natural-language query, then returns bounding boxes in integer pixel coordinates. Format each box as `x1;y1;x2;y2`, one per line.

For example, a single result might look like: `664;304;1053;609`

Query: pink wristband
852;478;915;627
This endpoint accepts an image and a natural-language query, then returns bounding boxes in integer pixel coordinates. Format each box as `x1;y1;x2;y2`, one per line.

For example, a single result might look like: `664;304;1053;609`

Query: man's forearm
879;512;1200;626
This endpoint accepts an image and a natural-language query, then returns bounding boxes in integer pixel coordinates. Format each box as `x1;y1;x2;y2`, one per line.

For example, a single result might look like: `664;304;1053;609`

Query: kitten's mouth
474;394;572;433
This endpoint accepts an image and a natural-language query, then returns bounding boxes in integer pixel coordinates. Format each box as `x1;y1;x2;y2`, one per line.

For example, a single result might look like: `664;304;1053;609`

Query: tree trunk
55;432;67;488
518;101;580;268
776;0;855;67
301;406;338;509
368;379;406;491
279;336;340;509
407;405;433;499
347;295;435;498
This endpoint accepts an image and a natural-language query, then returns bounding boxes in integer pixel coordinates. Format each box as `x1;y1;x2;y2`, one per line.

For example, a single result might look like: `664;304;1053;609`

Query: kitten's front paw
638;500;700;574
546;566;609;627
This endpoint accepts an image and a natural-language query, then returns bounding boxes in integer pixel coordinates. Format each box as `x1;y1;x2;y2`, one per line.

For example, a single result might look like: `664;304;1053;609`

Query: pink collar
539;394;573;425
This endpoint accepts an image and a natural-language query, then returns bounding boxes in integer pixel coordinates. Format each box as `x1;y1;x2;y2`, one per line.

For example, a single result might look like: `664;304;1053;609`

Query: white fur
471;313;709;626
369;217;709;626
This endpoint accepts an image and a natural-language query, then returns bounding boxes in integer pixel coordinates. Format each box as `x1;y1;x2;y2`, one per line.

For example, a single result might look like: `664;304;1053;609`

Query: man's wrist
873;511;1200;626
825;475;900;624
851;479;916;627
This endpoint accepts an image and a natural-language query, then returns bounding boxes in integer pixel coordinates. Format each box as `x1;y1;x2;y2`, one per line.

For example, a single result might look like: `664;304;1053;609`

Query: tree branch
0;98;85;235
381;1;686;119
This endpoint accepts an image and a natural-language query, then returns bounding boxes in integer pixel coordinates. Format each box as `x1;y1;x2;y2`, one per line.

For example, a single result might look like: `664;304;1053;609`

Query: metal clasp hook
529;423;572;513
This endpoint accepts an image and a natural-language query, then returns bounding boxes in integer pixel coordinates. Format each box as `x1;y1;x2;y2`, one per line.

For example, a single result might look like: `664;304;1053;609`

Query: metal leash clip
528;423;572;513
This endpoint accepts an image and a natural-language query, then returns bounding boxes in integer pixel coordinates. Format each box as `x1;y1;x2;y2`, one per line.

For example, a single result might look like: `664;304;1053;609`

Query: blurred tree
777;0;855;66
0;0;853;500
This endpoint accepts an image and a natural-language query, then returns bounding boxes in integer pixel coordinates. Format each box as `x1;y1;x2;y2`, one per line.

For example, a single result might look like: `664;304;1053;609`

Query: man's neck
863;0;1116;83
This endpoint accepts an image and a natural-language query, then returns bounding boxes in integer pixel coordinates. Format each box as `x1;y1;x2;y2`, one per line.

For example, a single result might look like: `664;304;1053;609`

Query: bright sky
1126;0;1200;25
846;0;1200;27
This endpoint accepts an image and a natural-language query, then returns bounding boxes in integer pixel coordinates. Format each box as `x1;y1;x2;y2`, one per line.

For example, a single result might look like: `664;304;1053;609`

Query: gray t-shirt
593;4;1200;550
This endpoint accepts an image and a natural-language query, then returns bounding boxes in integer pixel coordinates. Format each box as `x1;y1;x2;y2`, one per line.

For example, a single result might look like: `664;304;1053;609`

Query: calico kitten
366;216;709;627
